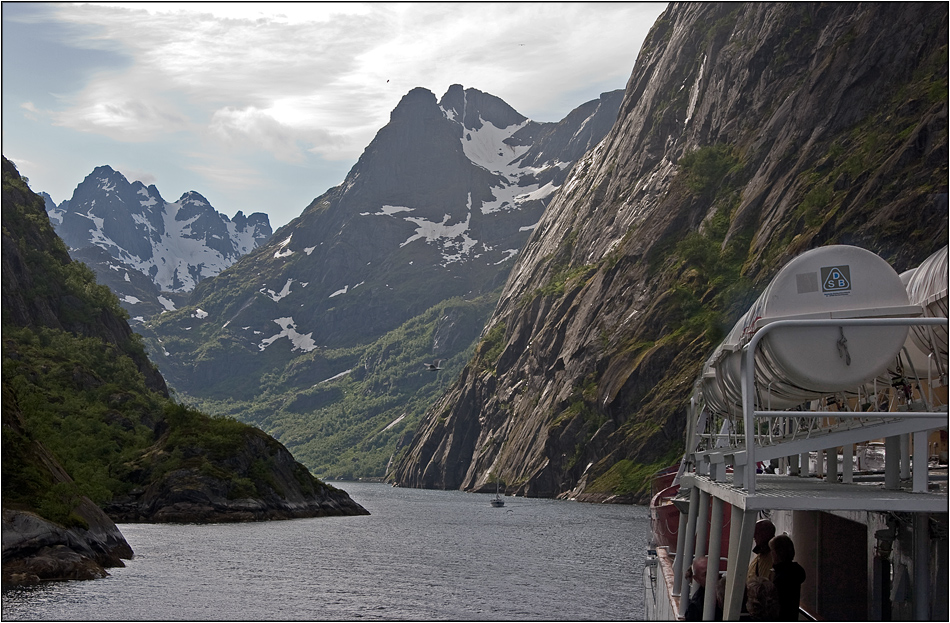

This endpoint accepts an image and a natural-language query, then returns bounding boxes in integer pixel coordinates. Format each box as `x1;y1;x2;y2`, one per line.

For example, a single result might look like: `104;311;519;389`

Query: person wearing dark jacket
770;534;806;620
684;556;723;621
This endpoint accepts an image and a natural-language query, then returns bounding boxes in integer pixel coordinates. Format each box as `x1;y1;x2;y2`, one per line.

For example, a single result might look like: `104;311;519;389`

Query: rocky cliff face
140;85;624;479
391;2;948;501
44;167;272;321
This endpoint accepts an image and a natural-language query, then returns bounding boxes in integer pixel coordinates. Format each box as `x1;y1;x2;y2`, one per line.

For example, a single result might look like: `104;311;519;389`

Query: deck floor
683;470;948;513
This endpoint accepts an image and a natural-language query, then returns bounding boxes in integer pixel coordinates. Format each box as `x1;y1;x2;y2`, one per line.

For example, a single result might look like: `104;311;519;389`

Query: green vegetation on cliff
178;291;499;480
2;157;354;523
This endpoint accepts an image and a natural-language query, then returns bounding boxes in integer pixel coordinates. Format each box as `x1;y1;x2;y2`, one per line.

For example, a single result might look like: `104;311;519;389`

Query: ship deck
681;470;948;514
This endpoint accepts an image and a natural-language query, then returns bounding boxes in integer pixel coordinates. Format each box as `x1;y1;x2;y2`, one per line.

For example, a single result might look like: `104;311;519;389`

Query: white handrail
740;317;949;493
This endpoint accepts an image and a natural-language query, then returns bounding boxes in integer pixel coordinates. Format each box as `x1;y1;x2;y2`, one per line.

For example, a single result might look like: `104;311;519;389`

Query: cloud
41;3;662;145
51;73;194;140
5;2;668;227
209;105;344;164
117;166;157;187
20;101;42;120
187;160;269;191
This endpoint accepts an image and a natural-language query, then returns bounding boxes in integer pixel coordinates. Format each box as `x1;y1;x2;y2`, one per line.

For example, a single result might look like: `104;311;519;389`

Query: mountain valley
137;84;625;479
8;2;947;507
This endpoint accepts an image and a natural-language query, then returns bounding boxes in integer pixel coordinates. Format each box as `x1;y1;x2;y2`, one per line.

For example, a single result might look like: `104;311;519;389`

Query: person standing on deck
770;534;806;620
748;519;776;582
684;556;722;620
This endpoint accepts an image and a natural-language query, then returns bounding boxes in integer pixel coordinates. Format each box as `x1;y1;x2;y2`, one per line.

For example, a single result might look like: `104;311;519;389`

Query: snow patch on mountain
494;249;520;264
480;179;558;215
400;210;479;265
457;117;531;173
259;317;317;352
137;187;158;207
360;205;413;217
448;115;560;217
262;278;297;302
274;235;294;259
383;413;407;431
316;369;353;385
157;296;176;312
146;200;233;291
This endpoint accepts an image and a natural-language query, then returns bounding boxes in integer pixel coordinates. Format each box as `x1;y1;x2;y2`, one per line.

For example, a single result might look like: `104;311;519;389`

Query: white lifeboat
701;245;917;412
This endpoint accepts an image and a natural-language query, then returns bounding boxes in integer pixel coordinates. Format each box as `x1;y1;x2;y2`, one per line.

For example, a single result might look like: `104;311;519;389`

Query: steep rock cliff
391;2;948;501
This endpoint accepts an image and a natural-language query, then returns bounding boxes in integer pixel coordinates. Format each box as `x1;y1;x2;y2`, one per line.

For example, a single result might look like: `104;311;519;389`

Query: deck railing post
722;505;756;620
703;496;725;620
901;433;911;480
740;342;756;493
789;452;799;476
679;485;700;615
842;443;854;483
695;490;710;567
827;448;838;482
913;430;929;493
672;505;689;596
885;436;901;490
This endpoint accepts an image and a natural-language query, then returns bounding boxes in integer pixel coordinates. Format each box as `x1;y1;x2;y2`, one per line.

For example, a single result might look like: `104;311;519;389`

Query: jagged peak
89;164;120;178
389;87;440;122
439;84;527;131
178;191;213;208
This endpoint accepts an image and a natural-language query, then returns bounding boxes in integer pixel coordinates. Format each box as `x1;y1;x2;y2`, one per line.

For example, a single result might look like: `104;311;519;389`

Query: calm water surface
3;482;650;621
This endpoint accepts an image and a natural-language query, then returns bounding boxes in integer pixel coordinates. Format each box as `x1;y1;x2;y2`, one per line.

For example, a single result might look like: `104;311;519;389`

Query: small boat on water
643;245;949;621
491;478;505;507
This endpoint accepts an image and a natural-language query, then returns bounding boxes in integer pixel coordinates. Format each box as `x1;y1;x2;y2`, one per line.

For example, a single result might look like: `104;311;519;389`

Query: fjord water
3;482;649;620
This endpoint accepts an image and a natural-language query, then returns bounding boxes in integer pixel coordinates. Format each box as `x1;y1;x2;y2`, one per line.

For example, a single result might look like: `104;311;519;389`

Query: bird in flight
423;359;443;371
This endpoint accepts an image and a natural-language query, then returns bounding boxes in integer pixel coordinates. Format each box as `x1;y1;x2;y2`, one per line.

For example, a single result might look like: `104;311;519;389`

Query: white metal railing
738;317;949;494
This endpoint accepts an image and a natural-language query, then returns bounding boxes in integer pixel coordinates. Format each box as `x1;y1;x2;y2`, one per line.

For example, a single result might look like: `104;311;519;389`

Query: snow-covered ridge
46;167;272;293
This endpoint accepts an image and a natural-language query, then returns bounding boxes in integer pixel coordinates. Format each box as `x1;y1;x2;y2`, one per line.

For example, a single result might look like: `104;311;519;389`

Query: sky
2;2;668;229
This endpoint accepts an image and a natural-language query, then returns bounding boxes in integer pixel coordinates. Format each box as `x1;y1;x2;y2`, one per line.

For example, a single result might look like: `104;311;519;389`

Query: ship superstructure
644;245;948;621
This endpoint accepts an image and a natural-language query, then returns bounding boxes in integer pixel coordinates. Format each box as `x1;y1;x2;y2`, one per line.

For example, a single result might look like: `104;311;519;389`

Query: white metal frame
673;316;948;620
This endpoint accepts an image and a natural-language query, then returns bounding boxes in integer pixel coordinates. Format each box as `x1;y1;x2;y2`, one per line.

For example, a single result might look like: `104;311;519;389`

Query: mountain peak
179;191;212;208
90;164;119;177
389;87;440;122
439;85;527;131
43;166;273;316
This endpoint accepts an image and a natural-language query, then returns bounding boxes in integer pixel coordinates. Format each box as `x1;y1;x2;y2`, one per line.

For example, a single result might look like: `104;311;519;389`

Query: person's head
753;519;776;554
770;534;795;563
746;577;780;619
687;556;709;587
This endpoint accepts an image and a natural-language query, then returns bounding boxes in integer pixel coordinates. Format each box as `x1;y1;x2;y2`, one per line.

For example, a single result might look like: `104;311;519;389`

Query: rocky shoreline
3;487;368;588
2;501;133;587
102;474;369;524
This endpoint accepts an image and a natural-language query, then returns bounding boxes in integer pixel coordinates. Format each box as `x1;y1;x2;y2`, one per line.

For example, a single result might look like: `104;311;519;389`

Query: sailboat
490;478;505;507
